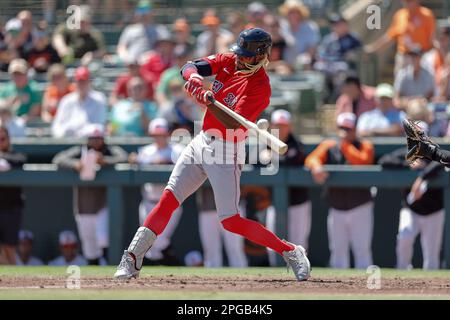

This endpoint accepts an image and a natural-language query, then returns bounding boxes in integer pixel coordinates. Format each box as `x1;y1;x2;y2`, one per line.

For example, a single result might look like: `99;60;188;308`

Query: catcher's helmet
230;28;272;57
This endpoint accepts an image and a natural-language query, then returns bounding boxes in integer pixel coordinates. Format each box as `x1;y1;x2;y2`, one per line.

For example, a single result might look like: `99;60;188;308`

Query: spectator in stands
335;75;376;118
1;18;23;72
48;230;88;266
140;34;176;85
0;106;25;138
264;14;291;75
0;21;8;72
305;113;375;269
264;110;311;254
129;118;184;265
172;18;195;54
378;121;444;270
423;26;450;85
52;66;107;138
117;0;169;63
22;22;60;74
394;48;435;106
0;59;41;123
42;64;75;123
109;77;157;137
15;230;43;266
226;11;247;40
0;127;26;265
53;124;128;265
52;5;106;65
156;44;192;106
246;2;268;29
278;0;320;69
364;0;436;73
16;10;35;53
436;53;450;102
315;14;362;102
109;57;154;106
157;79;202;134
357;83;405;137
196;10;233;58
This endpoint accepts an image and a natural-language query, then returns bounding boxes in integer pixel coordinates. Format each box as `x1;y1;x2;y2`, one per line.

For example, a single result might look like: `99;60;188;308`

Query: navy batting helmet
230;28;272;57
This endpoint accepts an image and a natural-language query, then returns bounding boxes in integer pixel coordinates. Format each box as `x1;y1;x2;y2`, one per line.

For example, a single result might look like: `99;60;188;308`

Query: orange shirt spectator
387;5;435;54
42;64;75;122
364;1;436;73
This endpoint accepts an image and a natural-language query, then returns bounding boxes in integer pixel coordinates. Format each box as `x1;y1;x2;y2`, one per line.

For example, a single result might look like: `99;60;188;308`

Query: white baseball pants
396;208;445;270
75;207;109;260
199;208;248;268
328;201;374;269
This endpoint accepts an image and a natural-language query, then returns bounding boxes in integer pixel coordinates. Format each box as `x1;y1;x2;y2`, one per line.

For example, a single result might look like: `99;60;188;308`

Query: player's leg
327;208;350;268
139;200;182;262
419;210;445;270
203;152;310;280
288;201;312;251
396;207;420;269
198;187;223;267
348;202;374;269
115;136;207;278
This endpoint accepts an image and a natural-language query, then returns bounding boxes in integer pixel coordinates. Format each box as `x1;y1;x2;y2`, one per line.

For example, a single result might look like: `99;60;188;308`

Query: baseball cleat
114;250;140;279
282;242;311;281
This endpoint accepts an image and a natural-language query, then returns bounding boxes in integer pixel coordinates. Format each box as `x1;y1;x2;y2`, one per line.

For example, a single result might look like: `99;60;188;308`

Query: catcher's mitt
402;118;438;163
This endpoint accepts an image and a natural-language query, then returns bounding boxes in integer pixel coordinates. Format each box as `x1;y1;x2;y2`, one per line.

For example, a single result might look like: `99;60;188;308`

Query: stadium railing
1;163;450;267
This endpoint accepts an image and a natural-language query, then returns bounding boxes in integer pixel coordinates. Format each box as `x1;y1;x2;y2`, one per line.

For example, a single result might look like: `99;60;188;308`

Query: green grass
0;266;450;300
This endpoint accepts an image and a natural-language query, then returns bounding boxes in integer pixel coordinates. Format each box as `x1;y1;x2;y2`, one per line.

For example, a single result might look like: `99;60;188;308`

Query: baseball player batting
114;28;311;281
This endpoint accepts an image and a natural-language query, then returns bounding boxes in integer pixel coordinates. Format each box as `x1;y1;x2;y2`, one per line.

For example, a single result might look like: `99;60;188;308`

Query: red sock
143;189;180;235
221;214;294;255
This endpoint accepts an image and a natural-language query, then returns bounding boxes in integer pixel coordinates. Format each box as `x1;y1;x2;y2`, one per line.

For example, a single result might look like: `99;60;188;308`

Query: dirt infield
2;274;450;297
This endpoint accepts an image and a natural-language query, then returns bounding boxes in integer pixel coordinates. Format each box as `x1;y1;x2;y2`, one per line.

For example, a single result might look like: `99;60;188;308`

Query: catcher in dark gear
403;118;450;167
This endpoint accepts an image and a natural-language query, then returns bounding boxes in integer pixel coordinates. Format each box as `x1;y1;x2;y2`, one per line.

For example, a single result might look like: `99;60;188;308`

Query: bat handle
205;91;215;103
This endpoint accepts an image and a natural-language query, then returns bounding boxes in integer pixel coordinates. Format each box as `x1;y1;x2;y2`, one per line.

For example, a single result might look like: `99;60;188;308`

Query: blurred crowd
0;0;449;269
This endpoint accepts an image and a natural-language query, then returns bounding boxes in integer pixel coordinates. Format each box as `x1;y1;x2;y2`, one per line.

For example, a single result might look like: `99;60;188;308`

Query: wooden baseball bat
206;92;288;155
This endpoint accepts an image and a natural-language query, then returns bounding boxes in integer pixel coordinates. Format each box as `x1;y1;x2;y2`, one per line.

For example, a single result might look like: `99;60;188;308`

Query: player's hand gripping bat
206;91;288;155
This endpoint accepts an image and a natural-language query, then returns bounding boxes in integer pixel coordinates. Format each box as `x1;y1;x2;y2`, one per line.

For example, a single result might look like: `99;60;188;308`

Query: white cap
8;58;28;74
59;230;78;246
80;124;105;138
271;109;292;125
336;112;356;129
148;118;169;135
5;18;22;32
184;250;203;266
248;1;267;13
19;230;34;241
375;83;395;99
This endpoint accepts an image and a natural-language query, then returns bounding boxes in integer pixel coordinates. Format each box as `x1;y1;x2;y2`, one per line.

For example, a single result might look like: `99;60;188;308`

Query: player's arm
181;61;241;128
304;140;335;184
340;140;374;165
